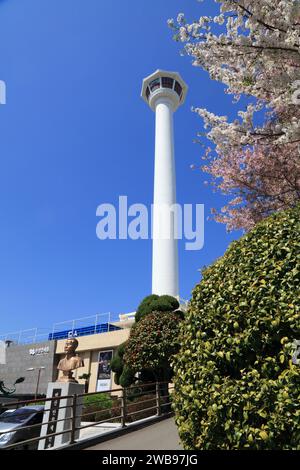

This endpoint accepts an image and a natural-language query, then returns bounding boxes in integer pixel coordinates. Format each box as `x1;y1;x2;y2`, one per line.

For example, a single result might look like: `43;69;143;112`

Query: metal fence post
70;394;77;444
121;388;127;427
156;382;161;416
94;314;98;335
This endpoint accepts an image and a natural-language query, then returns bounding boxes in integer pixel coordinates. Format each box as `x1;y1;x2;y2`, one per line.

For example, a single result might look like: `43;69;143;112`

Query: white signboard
96;379;111;392
29;346;50;356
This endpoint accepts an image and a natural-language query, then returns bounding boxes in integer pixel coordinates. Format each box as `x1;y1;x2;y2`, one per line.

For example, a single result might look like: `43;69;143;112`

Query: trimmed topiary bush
135;294;179;322
124;311;182;382
135;295;160;322
111;341;135;387
112;295;181;388
110;354;123;376
119;366;136;388
159;295;180;311
173;206;300;450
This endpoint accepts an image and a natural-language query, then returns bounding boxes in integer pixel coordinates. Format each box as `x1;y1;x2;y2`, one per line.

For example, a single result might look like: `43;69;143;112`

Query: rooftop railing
0;312;128;346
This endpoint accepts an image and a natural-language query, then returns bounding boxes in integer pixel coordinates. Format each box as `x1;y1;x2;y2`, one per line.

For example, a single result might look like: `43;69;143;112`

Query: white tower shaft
152;98;178;298
141;69;187;301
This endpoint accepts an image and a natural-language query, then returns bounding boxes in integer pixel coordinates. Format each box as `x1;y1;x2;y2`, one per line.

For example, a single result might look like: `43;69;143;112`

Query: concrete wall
0;340;57;395
55;328;131;354
0;329;131;397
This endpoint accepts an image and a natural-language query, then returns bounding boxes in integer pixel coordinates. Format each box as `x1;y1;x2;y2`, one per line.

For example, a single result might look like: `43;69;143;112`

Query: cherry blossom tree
169;0;300;231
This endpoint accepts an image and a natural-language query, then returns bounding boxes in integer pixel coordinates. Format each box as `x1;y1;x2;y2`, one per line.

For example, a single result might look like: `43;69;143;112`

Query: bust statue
57;338;84;383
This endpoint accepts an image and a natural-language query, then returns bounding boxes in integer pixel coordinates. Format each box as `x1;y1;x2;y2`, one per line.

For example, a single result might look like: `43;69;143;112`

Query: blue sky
0;0;242;333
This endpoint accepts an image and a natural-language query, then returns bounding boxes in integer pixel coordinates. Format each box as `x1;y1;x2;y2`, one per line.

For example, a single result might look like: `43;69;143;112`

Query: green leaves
135;294;179;322
124;311;182;381
173;206;300;450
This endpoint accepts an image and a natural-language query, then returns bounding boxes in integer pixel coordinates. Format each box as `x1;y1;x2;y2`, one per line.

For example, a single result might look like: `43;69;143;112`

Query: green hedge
124;311;182;380
135;294;179;322
83;393;112;409
173;206;300;450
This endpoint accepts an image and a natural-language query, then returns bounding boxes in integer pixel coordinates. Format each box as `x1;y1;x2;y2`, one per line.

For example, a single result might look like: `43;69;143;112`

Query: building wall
0;340;57;395
0;328;131;397
55;329;131;394
55;328;131;354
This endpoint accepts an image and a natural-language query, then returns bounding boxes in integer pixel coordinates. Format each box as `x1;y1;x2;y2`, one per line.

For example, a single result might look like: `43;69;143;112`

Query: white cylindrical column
152;97;179;298
141;70;187;300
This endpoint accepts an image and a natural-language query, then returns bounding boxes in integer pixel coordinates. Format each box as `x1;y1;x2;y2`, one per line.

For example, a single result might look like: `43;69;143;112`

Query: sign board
68;331;78;338
29;346;50;356
96;379;111;392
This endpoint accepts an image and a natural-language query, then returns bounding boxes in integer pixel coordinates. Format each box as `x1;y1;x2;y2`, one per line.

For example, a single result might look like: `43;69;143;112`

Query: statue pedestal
38;382;84;450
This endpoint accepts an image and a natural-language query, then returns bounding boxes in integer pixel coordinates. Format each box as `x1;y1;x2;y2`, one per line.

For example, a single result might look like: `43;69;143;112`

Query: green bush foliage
82;394;121;423
83;393;112;409
124;311;182;381
159;295;180;310
112;295;182;388
110;353;123;376
173;206;300;450
135;294;179;322
119;367;136;388
111;341;135;387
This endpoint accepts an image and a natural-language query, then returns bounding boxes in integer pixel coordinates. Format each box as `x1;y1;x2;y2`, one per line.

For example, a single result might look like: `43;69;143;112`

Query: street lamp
27;367;45;399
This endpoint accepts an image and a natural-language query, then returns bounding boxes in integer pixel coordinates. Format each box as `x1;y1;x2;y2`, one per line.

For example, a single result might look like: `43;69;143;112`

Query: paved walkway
86;418;183;450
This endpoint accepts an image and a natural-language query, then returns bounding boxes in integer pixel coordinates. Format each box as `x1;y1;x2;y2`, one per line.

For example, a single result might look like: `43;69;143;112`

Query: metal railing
0;328;50;345
0;312;127;346
50;312;121;340
0;381;174;450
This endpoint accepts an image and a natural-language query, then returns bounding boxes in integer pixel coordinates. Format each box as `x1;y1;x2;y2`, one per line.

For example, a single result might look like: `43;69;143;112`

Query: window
162;77;174;89
0;409;35;424
149;78;161;92
28;413;44;425
146;87;150;100
174;81;183;98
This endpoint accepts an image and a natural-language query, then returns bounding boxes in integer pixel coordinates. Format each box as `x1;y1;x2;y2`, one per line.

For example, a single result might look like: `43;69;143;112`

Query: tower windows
174;81;183;98
145;76;184;103
149;78;161;92
162;77;174;89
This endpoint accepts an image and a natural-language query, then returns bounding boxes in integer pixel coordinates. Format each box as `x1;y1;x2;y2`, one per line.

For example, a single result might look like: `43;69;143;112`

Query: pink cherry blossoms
169;0;300;231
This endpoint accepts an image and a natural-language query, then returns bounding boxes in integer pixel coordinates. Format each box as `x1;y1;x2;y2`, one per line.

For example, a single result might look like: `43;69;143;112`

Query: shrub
111;341;135;387
83;393;112;409
135;294;179;322
159;295;180;311
124;311;182;381
110;354;123;375
112;295;181;388
119;367;135;388
173;206;300;450
82;393;114;422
